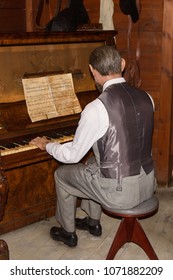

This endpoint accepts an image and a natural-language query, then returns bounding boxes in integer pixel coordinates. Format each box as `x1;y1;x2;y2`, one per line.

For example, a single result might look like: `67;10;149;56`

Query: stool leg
130;218;158;260
106;217;158;260
106;217;130;259
0;239;9;260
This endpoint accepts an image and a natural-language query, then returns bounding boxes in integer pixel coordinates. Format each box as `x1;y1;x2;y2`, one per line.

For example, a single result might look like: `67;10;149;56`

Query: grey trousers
54;160;156;232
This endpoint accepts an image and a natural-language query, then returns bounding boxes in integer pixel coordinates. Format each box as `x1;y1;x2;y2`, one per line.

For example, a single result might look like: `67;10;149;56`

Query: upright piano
0;31;117;235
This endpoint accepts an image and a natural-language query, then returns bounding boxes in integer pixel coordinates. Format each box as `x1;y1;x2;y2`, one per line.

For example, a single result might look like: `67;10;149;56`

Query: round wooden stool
103;196;159;260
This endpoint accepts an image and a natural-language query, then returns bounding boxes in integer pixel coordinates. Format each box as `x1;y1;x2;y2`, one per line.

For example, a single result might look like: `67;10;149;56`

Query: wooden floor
1;187;173;260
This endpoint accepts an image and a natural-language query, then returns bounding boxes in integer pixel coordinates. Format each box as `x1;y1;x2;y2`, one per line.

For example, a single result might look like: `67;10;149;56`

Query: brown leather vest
97;82;154;179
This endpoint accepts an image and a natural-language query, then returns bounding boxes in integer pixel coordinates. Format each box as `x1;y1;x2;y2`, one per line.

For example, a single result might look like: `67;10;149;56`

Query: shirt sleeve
46;99;109;163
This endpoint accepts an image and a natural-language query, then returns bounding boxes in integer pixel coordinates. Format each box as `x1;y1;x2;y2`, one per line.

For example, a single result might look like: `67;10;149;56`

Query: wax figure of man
30;46;156;247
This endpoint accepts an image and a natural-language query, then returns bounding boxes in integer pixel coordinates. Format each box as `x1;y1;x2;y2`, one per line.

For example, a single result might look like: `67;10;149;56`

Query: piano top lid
0;30;117;46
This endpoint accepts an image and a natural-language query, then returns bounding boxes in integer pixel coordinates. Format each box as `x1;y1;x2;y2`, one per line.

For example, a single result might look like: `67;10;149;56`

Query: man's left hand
29;136;50;151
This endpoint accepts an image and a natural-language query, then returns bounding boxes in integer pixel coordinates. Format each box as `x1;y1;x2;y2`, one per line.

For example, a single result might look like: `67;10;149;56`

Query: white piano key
0;135;74;156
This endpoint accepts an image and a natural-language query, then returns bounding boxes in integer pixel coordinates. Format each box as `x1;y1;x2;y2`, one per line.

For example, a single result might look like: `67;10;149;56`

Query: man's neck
101;73;122;85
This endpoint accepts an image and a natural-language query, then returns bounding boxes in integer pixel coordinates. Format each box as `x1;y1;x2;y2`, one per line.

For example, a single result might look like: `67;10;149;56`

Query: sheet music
22;73;81;122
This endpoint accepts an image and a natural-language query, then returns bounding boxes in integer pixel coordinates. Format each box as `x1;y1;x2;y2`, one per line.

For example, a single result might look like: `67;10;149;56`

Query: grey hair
89;45;122;76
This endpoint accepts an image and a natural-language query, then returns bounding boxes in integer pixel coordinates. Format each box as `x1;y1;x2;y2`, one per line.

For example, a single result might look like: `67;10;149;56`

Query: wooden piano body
0;31;117;234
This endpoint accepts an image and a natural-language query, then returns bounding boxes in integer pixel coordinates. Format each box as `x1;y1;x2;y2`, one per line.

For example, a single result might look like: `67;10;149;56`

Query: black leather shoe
75;217;102;236
50;227;78;247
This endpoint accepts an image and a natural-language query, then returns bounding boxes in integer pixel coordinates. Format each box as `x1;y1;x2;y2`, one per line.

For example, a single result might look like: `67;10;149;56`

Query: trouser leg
54;163;102;232
80;199;102;222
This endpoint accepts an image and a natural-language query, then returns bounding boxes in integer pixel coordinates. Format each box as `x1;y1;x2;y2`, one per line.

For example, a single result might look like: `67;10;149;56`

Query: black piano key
0;127;76;154
0;146;6;150
47;132;63;139
1;143;17;148
15;140;29;146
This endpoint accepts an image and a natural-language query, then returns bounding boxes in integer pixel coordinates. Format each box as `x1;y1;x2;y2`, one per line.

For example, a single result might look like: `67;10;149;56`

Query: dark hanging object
121;0;142;88
46;0;90;32
119;0;140;23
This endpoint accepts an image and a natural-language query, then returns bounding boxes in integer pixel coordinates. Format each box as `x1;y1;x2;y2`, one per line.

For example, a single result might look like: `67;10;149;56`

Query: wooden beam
25;0;35;32
157;0;173;185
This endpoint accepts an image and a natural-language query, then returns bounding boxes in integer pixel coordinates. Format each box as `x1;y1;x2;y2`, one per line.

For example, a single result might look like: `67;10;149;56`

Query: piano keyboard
0;131;74;157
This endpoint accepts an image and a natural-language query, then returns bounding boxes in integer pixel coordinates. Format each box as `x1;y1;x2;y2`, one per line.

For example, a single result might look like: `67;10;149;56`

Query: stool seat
103;196;159;217
102;196;159;260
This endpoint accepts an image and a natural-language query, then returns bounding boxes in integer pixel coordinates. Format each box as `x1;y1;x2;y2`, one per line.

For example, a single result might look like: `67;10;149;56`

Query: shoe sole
64;240;77;247
76;226;102;236
89;230;102;236
50;234;77;247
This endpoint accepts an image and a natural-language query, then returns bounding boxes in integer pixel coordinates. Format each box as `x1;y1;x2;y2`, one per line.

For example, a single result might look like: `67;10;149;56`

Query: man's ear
89;64;94;74
121;58;126;72
89;64;97;78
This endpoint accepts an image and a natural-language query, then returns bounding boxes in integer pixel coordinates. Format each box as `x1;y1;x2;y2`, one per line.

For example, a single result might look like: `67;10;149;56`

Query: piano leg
0;239;9;260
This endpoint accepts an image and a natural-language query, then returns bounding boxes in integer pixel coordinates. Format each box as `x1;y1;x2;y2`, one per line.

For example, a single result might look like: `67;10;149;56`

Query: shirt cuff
46;142;60;156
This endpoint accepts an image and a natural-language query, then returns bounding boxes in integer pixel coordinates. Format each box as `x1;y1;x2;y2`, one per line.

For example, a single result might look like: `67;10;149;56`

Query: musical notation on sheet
22;73;82;122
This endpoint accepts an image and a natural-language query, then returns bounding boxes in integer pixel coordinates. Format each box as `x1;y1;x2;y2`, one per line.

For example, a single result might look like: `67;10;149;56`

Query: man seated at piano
30;45;156;247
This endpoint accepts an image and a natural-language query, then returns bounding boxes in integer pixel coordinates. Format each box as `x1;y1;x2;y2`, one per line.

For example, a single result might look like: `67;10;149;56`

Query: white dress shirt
46;77;154;163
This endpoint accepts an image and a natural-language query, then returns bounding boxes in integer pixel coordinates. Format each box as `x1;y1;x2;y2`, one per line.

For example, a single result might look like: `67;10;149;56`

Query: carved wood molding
0;154;9;221
0;154;9;260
